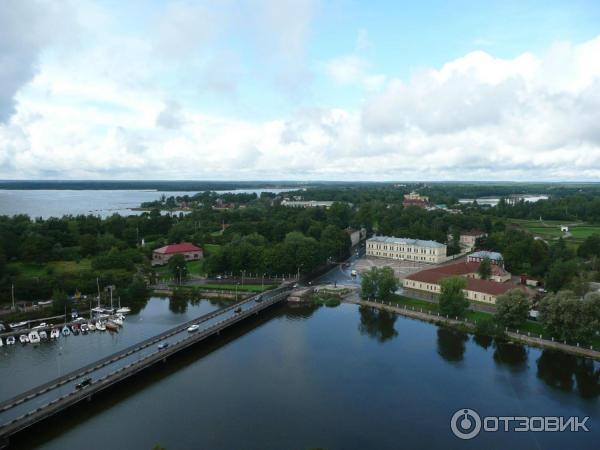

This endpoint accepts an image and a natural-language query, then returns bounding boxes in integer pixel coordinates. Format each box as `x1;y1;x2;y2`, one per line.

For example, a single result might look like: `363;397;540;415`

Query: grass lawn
203;243;221;255
210;229;224;237
507;219;600;247
9;259;92;277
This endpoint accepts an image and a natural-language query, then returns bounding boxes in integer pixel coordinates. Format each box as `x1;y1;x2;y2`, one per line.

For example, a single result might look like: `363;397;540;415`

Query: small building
468;250;503;267
402;191;429;209
458;229;487;251
152;242;203;266
402;261;524;304
280;200;336;209
366;235;447;264
560;225;569;233
346;228;367;247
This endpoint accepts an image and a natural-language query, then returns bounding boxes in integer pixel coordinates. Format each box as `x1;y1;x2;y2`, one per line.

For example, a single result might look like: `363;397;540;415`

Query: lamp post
235;282;240;301
241;270;246;286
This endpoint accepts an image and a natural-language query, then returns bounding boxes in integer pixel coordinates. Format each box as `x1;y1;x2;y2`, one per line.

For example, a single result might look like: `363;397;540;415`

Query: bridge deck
0;287;290;444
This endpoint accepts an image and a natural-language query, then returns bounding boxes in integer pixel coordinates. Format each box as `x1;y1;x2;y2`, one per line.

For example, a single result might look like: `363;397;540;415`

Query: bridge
0;286;291;447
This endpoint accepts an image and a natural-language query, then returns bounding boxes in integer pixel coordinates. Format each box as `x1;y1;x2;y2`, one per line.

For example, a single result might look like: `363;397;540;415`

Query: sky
1;0;600;181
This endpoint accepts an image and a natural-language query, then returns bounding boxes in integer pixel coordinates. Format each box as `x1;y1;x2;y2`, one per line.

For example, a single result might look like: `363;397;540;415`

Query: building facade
280;200;336;208
152;242;203;266
402;261;523;304
366;236;447;263
468;250;504;266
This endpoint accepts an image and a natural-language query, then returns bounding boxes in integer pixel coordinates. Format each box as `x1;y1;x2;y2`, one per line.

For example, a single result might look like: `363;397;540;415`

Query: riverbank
344;297;600;361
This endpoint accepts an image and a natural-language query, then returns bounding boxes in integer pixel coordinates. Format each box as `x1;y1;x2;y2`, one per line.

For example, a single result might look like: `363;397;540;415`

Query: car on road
234;307;242;313
255;295;263;302
158;342;170;350
187;324;200;332
75;378;92;389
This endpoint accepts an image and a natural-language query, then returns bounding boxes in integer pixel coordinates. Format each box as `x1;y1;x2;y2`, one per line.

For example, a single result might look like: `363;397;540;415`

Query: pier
0;286;291;447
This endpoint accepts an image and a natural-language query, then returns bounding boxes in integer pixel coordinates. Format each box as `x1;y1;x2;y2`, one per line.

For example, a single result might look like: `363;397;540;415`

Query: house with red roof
152;242;203;266
402;260;529;304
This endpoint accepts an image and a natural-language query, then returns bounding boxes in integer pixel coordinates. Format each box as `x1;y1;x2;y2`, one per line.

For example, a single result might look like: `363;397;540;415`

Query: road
0;290;286;429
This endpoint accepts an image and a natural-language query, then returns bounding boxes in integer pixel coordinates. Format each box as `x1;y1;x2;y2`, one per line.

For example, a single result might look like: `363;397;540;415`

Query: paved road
313;246;365;287
0;290;283;428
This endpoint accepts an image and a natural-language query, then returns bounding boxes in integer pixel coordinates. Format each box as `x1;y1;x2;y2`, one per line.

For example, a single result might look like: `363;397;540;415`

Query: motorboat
50;328;60;339
96;321;106;331
28;331;41;344
19;334;29;344
88;322;96;332
105;321;118;332
32;322;47;330
9;321;28;330
62;326;71;336
71;324;80;335
116;306;131;314
187;324;200;332
6;336;16;345
112;317;123;326
0;338;3;347
39;330;48;340
80;323;89;333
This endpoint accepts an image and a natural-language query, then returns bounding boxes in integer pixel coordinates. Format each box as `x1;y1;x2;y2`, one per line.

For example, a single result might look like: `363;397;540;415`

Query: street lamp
235;282;240;301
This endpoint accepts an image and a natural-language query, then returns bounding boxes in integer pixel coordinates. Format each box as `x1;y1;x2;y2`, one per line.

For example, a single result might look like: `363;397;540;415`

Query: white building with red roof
152;242;203;266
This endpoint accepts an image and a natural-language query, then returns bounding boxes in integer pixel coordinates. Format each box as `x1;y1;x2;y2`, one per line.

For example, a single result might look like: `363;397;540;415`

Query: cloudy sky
1;0;600;181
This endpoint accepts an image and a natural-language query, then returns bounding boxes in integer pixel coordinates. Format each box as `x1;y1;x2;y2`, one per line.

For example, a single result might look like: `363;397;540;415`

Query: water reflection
473;333;493;349
493;342;528;370
537;350;600;399
437;328;468;362
358;306;398;342
169;296;188;314
284;303;320;320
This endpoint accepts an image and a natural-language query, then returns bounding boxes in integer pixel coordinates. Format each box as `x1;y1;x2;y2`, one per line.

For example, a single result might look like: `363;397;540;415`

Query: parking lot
353;256;431;279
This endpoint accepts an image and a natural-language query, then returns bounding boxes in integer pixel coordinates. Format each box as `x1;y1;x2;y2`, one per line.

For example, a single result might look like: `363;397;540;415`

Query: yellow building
366;236;447;263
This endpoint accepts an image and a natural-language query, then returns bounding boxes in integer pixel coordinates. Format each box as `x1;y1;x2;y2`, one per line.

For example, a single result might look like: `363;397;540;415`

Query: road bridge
0;286;291;447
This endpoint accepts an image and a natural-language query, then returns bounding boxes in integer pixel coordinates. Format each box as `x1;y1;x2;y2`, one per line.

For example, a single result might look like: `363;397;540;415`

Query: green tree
474;315;505;339
495;289;530;328
168;254;188;282
477;257;492;280
52;289;71;315
439;276;469;317
539;291;600;345
360;266;399;301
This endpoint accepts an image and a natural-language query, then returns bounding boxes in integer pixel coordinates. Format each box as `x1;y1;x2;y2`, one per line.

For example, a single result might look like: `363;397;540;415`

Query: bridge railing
0;288;289;413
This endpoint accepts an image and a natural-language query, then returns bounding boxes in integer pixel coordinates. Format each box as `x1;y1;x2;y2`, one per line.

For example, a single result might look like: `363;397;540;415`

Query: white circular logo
451;408;482;440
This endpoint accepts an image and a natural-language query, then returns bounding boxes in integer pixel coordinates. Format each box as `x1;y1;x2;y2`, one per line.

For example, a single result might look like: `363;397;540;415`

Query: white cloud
1;2;600;182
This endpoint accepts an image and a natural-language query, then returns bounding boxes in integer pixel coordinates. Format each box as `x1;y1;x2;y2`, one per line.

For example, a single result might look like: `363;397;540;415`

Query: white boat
9;321;28;330
61;326;70;336
6;336;15;345
19;334;29;344
187;324;200;333
32;322;47;330
39;330;48;340
116;307;131;314
0;338;3;347
112;317;123;326
81;323;89;333
50;328;60;339
88;322;96;332
28;331;40;344
96;321;106;331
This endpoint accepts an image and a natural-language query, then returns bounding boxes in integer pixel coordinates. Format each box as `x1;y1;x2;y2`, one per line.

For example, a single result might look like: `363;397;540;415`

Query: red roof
154;242;202;254
405;262;517;297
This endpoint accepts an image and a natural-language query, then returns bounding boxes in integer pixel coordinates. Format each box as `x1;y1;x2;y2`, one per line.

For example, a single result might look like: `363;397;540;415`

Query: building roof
462;229;486;237
153;242;202;254
469;250;503;261
404;264;518;297
367;235;446;248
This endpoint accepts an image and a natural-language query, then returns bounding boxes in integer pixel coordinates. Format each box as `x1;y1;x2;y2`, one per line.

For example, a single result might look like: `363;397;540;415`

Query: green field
9;259;92;277
203;244;221;255
508;219;600;242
